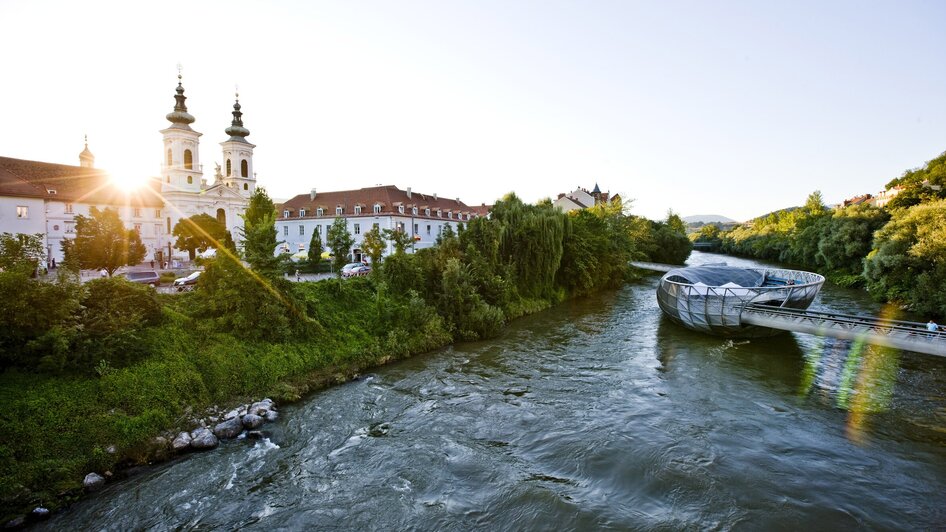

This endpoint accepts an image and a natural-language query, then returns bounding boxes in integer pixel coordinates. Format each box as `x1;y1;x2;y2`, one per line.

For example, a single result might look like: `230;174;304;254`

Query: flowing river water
42;252;946;530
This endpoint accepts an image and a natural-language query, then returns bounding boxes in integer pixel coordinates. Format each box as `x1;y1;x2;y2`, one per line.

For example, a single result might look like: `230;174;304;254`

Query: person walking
928;320;941;332
295;269;301;282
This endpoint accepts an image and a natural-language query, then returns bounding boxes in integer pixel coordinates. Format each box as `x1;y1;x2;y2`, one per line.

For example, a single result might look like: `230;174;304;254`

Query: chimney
310;188;317;201
406;187;412;199
433;192;437;200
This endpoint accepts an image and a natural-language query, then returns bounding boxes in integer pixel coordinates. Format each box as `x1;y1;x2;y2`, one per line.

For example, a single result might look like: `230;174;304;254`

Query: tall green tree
327;217;355;277
240;188;285;278
69;207;146;276
383;227;413;255
0;232;45;275
361;225;386;266
307;227;324;264
172;213;231;260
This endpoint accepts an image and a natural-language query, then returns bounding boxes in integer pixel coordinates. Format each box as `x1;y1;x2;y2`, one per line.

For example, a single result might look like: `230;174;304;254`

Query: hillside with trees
716;150;946;317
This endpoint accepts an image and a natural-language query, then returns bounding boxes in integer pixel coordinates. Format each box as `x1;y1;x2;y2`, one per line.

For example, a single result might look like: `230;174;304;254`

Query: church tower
160;74;203;193
220;93;256;197
78;135;95;168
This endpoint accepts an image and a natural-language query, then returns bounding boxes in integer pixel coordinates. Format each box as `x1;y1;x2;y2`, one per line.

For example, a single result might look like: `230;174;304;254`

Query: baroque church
0;75;258;265
159;74;257;260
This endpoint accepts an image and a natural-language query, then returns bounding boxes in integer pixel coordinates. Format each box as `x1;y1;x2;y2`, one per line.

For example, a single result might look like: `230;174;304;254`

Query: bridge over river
632;261;946;358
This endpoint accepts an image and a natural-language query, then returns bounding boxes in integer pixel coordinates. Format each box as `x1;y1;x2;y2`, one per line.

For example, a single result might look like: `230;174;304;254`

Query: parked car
173;271;202;291
340;262;362;276
342;263;371;278
123;270;161;287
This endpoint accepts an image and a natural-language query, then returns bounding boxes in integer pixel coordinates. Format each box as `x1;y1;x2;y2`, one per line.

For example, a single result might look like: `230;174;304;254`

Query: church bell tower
160;72;203;193
220;92;256;197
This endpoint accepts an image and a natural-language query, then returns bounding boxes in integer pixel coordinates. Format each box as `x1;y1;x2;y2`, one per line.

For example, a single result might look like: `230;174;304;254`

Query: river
41;252;946;530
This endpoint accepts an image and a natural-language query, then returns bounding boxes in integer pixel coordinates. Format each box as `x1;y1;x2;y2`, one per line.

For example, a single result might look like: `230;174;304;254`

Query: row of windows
50;222;164;236
167;149;196;170
17;205;163;220
225;159;249;178
283;223;446;237
284;206;471;220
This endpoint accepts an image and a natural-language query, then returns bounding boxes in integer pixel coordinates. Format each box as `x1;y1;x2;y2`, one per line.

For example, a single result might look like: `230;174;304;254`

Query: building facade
553;183;619;212
0;76;257;266
276;186;484;261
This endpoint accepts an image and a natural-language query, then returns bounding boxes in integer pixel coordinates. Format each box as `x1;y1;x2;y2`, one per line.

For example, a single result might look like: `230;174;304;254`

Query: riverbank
1;272;572;523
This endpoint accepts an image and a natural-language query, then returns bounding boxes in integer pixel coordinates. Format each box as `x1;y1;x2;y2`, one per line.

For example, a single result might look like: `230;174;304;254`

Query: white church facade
0;76;257;266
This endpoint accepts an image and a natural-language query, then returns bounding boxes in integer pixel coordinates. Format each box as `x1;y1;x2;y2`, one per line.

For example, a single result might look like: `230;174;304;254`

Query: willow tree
490;193;566;300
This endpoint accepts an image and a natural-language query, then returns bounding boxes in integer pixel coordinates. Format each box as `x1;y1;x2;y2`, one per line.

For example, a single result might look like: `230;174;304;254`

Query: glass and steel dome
657;265;825;337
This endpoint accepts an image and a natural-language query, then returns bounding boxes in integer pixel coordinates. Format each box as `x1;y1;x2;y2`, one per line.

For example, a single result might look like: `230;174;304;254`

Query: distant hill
683;214;738;224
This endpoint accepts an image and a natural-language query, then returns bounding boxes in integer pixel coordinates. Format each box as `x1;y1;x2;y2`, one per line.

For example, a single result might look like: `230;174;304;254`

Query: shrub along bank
0;192;690;520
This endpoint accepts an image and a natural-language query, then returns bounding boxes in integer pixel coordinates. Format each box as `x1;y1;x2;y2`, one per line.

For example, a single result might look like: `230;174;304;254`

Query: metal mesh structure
657;266;825;337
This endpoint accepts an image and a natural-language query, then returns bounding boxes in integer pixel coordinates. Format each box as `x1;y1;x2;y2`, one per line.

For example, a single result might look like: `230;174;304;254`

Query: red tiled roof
278;185;480;220
0;156;163;207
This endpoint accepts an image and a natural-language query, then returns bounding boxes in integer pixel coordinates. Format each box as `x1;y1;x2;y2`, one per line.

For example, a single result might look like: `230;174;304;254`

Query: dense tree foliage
717;149;946;317
361;225;385;266
68;207;146;276
327;217;355;277
241;188;286;278
883;151;946;210
865;199;946;316
0;232;45;275
172;213;232;260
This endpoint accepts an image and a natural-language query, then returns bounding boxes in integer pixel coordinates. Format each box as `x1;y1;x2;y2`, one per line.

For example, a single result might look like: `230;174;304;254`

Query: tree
172;213;230;261
0;232;45;275
307;227;324;264
241;188;285;278
361;225;386;266
70;207;146;276
383;227;413;255
326;217;355;277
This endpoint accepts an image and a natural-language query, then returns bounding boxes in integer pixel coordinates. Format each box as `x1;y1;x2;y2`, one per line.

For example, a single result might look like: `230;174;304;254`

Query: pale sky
2;0;944;221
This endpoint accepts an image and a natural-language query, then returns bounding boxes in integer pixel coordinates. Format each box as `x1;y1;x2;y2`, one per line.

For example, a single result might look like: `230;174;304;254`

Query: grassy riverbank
0;277;454;519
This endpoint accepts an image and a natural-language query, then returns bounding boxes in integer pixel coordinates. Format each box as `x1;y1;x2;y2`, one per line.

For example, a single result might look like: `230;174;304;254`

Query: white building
0;75;258;265
552;183;619;213
0;145;165;264
157;75;255;261
276;186;490;261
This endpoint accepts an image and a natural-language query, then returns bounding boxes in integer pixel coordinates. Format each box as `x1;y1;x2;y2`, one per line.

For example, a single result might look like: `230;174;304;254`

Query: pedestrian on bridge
928;320;940;332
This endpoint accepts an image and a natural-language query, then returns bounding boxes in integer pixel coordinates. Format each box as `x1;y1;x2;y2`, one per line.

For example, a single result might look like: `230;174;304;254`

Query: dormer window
300;209;306;217
448;212;453;219
373;204;382;214
336;206;343;215
355;205;362;215
284;210;290;218
412;206;418;215
425;208;430;216
437;209;442;217
398;205;405;214
317;208;324;216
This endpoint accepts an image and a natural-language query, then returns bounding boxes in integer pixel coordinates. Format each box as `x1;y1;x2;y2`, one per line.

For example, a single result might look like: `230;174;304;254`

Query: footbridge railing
740;304;946;357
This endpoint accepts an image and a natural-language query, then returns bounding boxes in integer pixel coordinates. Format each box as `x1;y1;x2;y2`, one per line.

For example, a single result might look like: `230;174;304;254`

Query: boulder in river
242;413;264;429
83;472;105;491
30;507;51;521
172;431;192;451
264;410;278;422
190;427;219;450
214;416;244;439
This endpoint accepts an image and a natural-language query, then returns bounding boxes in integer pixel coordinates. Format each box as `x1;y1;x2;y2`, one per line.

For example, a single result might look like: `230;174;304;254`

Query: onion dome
78;135;95;168
224;93;250;141
165;74;196;127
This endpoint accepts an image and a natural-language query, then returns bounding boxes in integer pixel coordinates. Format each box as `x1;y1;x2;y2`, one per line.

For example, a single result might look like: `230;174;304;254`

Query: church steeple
160;67;203;194
78;135;95;168
224;92;250;141
165;72;196;129
220;89;257;197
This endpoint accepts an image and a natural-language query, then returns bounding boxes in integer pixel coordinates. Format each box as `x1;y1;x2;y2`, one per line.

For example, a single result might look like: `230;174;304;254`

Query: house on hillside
552;183;619;212
276;187;488;261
